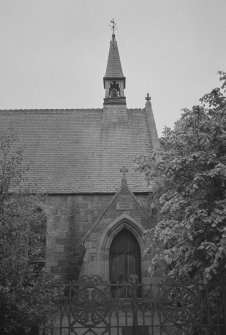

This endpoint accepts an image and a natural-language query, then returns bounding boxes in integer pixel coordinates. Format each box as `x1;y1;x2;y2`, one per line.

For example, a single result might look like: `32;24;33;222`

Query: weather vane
109;19;117;35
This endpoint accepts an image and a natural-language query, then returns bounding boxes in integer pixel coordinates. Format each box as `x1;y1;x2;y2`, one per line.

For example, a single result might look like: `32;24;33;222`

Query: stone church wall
43;193;151;281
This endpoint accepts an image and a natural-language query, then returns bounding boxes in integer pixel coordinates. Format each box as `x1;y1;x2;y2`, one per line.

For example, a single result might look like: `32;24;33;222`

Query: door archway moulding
96;214;146;281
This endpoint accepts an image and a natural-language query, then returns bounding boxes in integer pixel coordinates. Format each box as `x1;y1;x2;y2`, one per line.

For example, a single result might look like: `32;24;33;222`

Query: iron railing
41;275;226;335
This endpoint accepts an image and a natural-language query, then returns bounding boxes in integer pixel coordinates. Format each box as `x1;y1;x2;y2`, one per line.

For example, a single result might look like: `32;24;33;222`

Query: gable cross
145;93;151;101
120;166;128;185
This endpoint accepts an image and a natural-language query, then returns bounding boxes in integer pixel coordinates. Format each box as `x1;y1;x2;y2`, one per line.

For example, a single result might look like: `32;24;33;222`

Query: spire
103;20;126;106
105;19;124;78
105;37;124;78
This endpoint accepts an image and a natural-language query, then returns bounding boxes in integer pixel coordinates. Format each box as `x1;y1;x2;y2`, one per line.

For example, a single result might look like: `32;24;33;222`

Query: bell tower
103;20;126;106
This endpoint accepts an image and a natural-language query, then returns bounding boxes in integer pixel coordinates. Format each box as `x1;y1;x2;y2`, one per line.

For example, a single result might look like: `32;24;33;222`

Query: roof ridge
0;108;144;112
0;108;104;112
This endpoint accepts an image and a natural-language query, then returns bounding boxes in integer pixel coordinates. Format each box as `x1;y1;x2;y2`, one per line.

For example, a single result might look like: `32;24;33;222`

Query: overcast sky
0;0;226;135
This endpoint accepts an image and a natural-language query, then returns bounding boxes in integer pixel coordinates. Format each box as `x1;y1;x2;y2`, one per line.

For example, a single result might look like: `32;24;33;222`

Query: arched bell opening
109;81;120;97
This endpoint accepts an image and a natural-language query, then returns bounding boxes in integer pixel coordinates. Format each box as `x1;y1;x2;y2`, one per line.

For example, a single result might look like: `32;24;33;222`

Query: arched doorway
109;228;141;285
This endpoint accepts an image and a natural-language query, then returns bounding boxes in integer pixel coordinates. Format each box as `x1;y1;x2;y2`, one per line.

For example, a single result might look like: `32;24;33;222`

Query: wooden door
109;228;141;287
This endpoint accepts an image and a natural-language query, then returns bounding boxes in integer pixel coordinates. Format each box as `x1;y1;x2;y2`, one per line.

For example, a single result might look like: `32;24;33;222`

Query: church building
0;26;160;285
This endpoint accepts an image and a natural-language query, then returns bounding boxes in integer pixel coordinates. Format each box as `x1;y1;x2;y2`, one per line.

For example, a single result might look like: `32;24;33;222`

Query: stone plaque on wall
116;195;133;211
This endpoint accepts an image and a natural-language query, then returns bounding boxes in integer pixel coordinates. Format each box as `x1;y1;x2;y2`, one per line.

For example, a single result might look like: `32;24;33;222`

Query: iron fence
41;275;226;335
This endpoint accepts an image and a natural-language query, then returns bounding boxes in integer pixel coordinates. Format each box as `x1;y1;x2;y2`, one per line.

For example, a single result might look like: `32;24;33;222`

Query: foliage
136;71;226;282
0;129;63;334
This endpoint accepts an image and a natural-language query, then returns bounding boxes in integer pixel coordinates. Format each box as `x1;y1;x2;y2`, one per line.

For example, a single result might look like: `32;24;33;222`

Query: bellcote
103;25;126;106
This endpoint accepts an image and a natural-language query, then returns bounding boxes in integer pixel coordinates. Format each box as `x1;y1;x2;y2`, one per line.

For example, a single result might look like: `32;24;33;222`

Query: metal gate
41;275;226;335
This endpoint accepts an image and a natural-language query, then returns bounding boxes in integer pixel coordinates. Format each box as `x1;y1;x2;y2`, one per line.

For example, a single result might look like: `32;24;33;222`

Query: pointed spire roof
105;34;124;78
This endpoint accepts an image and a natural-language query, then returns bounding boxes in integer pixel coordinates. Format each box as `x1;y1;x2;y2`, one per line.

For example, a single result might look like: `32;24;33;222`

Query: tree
136;71;226;282
0;129;63;334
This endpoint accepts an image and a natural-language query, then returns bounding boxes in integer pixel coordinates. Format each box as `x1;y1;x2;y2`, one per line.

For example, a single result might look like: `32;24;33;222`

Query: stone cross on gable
120;166;128;185
145;93;151;101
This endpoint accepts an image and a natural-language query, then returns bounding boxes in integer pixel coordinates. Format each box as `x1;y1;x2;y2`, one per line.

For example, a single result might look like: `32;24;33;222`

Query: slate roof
0;108;152;193
105;35;124;78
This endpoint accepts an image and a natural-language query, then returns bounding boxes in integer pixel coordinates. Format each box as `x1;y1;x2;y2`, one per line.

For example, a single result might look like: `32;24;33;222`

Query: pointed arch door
109;228;141;285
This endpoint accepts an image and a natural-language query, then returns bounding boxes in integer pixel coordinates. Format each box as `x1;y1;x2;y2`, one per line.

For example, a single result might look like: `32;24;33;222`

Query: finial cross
109;19;116;35
145;93;151;101
120;166;128;184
